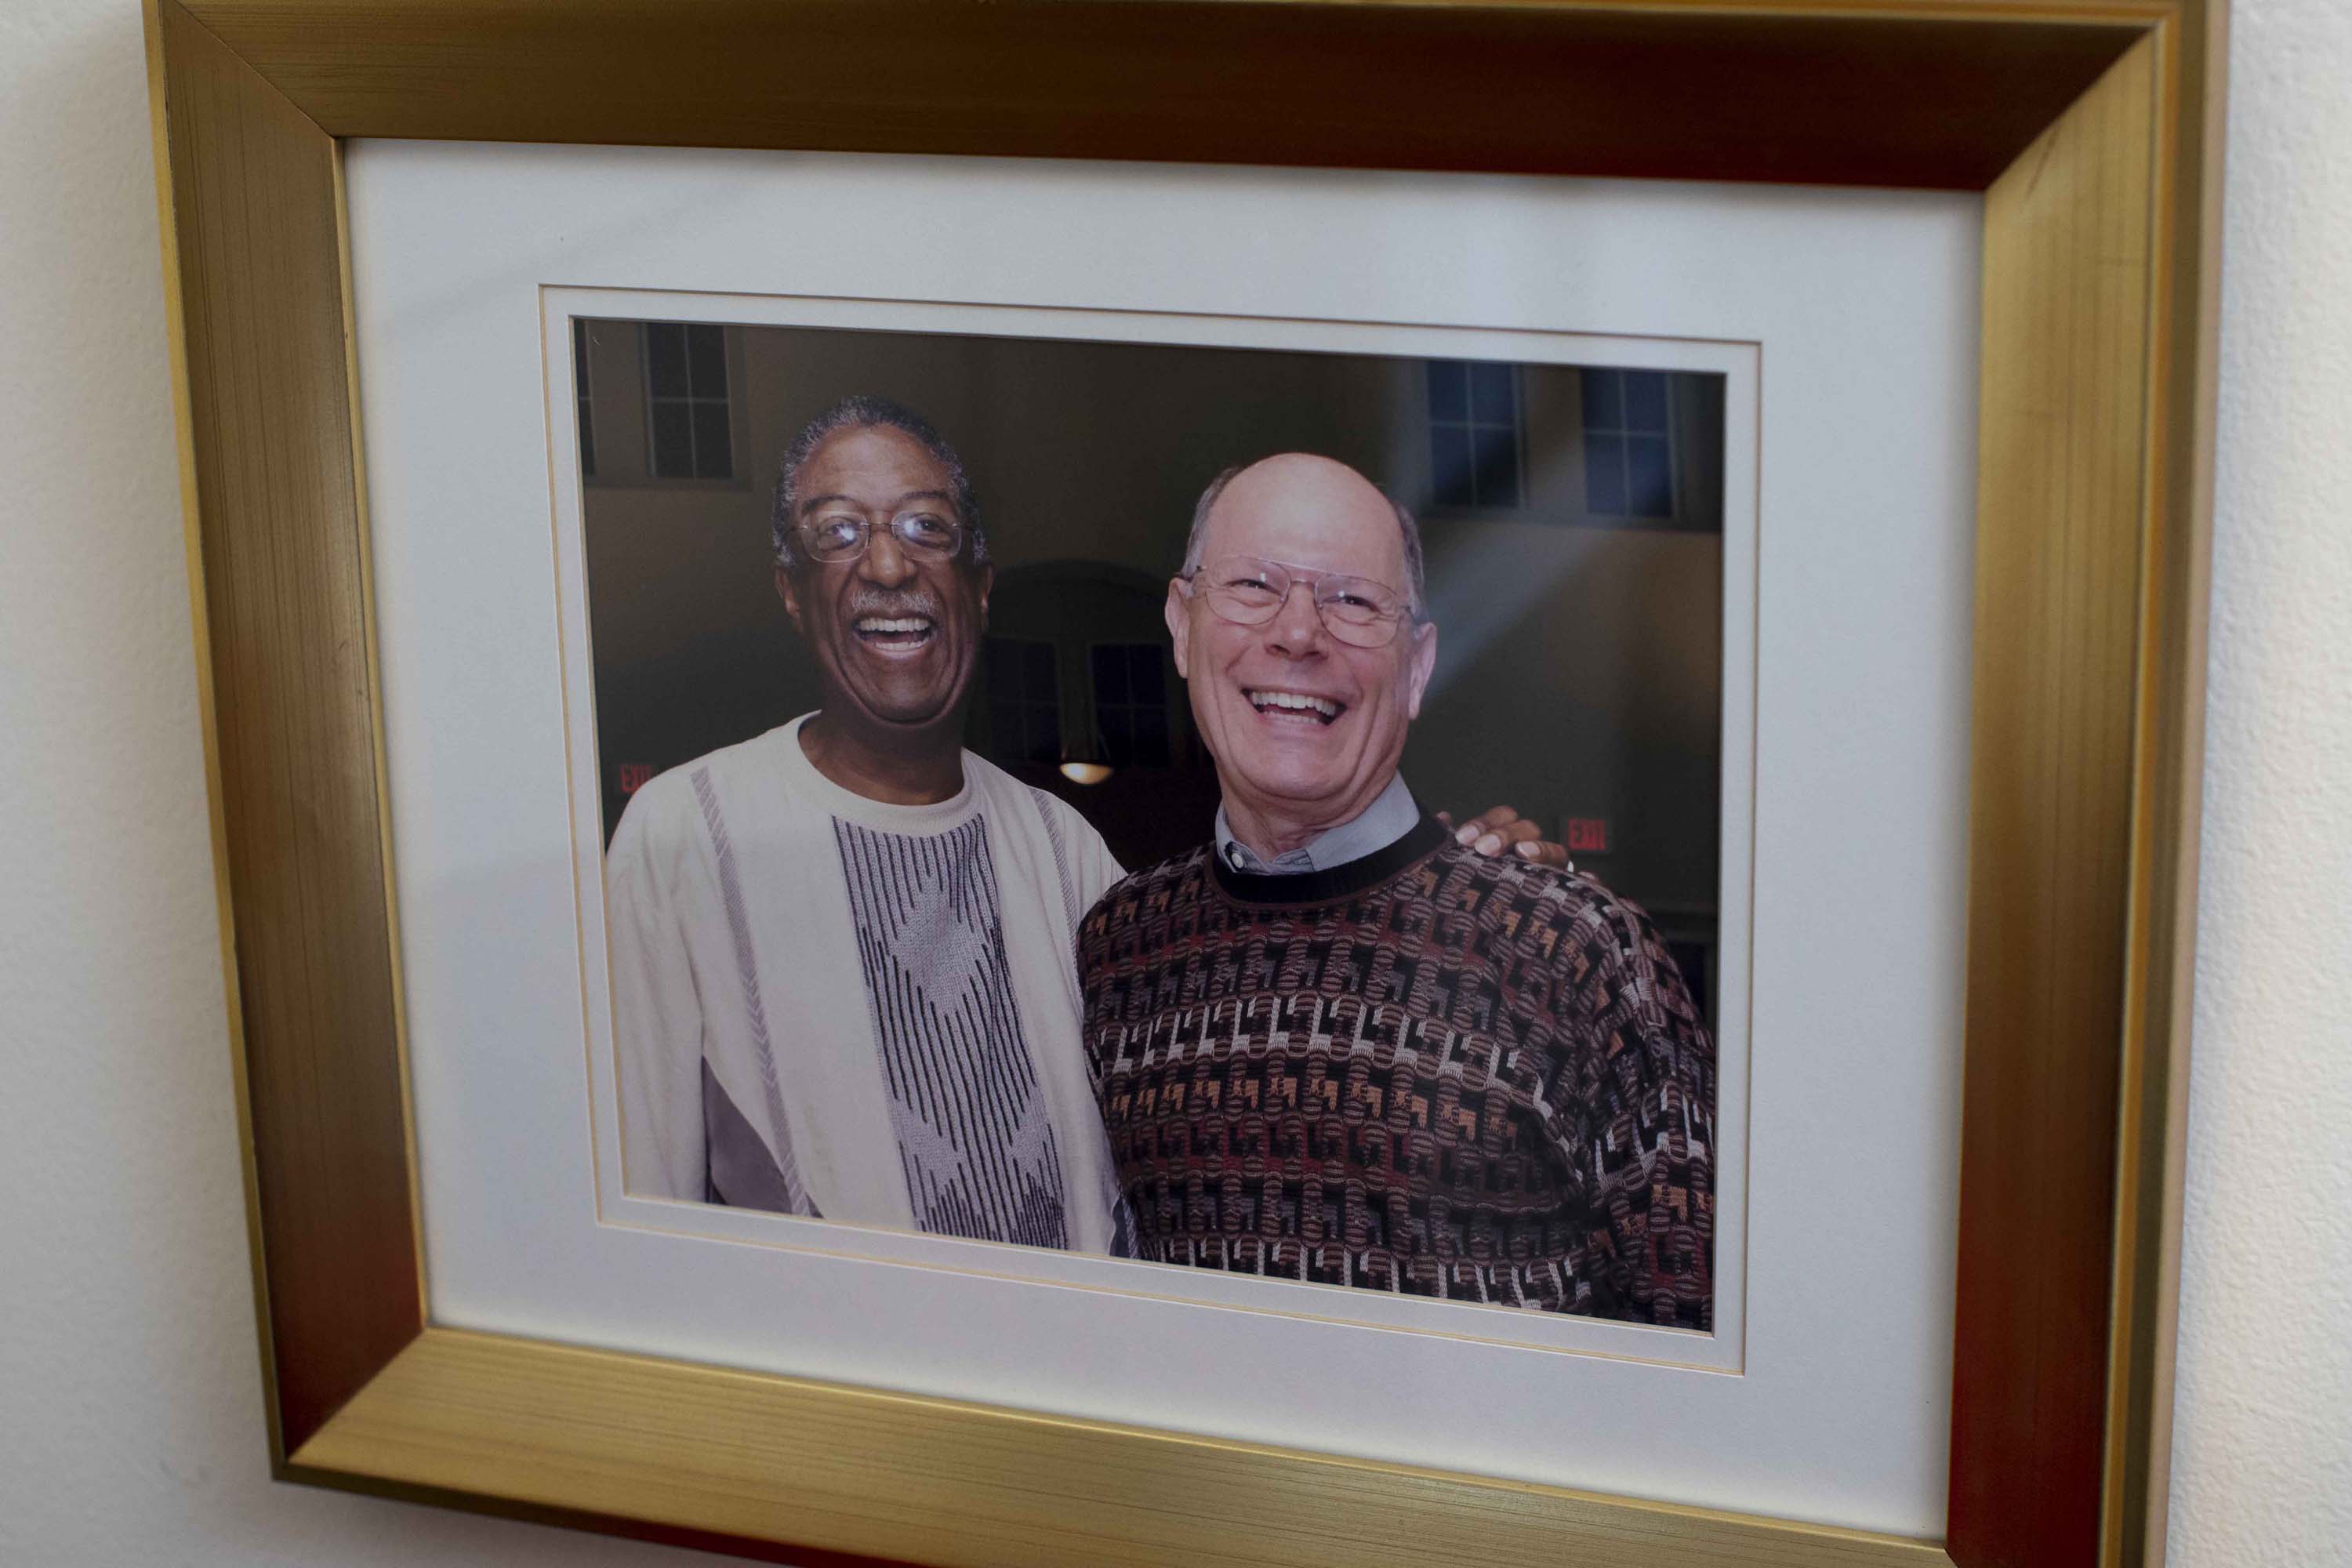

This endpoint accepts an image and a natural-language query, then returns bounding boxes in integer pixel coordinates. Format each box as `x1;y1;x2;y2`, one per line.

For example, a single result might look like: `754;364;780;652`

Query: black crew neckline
1208;813;1454;906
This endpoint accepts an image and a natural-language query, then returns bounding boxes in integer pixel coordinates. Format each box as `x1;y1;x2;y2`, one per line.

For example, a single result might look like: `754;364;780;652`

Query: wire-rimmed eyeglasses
794;510;968;564
1179;555;1419;649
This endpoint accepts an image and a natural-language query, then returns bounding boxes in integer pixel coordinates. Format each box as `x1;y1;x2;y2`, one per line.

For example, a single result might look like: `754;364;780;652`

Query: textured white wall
2166;2;2352;1563
0;1;2342;1563
0;4;700;1564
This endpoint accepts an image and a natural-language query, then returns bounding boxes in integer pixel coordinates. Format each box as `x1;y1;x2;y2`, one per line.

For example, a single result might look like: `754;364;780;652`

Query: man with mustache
1079;454;1715;1324
607;397;1559;1254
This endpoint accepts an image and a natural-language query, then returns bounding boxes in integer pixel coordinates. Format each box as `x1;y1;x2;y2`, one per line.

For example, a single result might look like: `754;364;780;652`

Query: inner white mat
347;140;1976;1537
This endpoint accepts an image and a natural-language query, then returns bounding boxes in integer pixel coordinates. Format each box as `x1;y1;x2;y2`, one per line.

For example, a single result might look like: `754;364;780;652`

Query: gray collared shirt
1214;775;1421;875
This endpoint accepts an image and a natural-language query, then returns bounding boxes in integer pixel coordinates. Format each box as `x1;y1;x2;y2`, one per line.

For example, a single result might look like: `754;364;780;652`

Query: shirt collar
1215;775;1421;876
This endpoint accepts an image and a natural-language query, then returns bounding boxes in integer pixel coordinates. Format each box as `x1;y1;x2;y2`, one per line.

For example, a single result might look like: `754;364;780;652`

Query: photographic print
567;303;1738;1336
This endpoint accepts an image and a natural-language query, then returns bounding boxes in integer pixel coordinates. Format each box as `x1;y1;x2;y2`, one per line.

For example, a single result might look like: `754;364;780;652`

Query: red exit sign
1566;818;1610;855
617;764;655;796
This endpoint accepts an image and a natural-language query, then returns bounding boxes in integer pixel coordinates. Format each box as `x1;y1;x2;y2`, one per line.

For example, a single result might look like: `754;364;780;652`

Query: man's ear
1164;579;1192;678
973;563;994;627
1404;621;1438;720
775;565;804;632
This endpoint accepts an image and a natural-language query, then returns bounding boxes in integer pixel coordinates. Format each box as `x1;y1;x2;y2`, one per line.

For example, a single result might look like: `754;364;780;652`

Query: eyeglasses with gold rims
794;510;969;564
1180;555;1421;649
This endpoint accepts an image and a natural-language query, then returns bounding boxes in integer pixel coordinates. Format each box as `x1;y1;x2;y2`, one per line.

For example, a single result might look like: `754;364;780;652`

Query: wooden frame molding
143;2;2226;1565
299;1327;1947;1568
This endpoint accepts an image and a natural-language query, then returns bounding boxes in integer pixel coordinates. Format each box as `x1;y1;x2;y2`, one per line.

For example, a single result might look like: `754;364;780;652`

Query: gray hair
771;394;988;572
1181;461;1428;622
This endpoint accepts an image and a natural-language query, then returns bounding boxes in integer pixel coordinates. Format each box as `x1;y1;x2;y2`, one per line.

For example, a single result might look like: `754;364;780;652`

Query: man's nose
1265;581;1327;655
858;524;915;586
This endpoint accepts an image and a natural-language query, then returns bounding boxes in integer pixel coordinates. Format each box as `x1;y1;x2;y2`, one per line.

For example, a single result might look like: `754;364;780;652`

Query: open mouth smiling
853;614;936;651
1245;688;1346;726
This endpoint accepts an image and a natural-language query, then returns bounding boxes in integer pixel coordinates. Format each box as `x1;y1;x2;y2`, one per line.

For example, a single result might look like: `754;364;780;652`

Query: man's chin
1225;760;1355;811
827;683;966;735
866;705;961;732
1225;730;1352;777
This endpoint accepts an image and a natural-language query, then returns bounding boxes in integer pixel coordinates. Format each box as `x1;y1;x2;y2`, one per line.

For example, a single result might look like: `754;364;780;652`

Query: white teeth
1246;689;1340;718
856;617;932;634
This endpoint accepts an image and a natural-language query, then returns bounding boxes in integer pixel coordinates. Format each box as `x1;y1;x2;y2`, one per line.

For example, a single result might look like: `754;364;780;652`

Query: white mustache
845;594;942;620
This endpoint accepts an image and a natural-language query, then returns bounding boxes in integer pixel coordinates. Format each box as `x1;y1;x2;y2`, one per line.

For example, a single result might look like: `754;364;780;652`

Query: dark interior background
574;318;1726;1022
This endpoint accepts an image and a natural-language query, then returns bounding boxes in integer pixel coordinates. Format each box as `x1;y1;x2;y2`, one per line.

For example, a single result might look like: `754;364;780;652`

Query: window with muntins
1426;359;1523;509
642;321;732;480
1581;367;1676;521
1089;643;1171;768
985;638;1062;765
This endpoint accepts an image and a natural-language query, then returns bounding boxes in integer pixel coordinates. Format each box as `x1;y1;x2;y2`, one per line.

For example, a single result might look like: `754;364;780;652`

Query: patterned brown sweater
1077;814;1713;1327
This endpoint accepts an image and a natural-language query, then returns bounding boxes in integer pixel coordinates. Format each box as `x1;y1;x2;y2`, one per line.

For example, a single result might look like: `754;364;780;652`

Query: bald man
1076;454;1716;1327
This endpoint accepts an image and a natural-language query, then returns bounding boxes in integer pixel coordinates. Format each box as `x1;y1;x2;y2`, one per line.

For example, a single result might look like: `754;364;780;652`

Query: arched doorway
971;561;1222;869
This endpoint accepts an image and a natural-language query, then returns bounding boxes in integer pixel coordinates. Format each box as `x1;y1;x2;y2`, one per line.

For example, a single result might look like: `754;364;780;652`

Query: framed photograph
548;292;1761;1365
142;2;2224;1566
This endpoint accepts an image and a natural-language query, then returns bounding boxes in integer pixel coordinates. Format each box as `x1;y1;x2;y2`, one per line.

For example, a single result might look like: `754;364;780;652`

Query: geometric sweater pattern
1077;815;1714;1327
833;815;1071;1250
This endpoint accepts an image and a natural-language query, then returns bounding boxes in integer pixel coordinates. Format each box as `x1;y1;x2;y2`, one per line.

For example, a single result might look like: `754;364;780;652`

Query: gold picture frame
143;2;2223;1563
